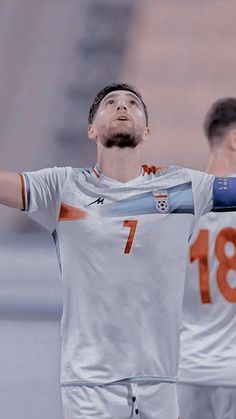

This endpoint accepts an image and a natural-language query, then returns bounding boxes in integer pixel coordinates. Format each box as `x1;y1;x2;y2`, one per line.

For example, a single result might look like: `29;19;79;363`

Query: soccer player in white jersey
178;98;236;419
1;83;236;419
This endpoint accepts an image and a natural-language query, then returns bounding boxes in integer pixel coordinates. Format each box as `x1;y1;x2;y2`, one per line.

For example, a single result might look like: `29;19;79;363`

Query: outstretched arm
0;171;24;210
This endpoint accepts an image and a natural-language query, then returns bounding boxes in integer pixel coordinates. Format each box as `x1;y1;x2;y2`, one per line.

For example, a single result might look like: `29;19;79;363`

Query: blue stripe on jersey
101;181;194;217
52;229;62;273
213;177;236;212
168;181;194;214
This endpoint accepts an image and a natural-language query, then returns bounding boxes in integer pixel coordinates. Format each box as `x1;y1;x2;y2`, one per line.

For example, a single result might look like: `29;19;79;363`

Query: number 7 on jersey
123;220;138;254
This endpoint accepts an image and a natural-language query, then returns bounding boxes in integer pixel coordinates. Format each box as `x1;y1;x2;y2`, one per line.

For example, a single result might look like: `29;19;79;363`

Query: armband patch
213;177;236;212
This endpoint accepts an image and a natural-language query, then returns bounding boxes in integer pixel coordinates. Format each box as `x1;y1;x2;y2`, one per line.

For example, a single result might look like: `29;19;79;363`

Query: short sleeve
187;169;215;221
21;167;72;232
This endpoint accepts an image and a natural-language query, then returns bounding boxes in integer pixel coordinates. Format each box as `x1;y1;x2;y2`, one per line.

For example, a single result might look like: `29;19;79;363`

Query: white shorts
178;383;236;419
62;381;179;419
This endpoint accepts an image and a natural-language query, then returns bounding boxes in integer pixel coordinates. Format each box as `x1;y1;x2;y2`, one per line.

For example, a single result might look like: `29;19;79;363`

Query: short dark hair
88;83;148;126
204;98;236;146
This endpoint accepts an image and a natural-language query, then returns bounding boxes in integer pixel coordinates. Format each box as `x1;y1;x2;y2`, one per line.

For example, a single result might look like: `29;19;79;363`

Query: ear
142;127;150;142
88;124;96;141
227;128;236;151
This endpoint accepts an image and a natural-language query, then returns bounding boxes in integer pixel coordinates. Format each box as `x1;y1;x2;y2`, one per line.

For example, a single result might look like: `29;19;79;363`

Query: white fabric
62;382;179;419
178;383;236;419
179;211;236;386
23;165;214;385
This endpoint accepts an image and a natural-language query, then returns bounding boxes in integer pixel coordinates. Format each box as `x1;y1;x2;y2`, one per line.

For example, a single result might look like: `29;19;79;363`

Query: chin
102;132;141;149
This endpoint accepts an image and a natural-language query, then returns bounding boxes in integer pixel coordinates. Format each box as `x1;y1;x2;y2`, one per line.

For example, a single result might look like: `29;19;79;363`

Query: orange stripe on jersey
93;167;100;178
154;194;167;198
19;173;26;211
142;164;161;175
59;203;88;221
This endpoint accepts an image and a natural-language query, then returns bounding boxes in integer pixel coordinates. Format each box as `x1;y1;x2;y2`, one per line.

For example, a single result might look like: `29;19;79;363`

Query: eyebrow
127;93;141;102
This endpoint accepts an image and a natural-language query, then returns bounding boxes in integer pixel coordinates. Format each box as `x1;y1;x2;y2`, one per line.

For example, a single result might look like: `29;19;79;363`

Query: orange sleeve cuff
19;173;26;211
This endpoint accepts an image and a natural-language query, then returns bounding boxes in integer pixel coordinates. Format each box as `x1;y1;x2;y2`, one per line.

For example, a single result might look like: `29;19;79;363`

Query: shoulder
184;167;215;186
142;164;191;175
142;164;183;176
43;166;89;181
26;166;97;184
142;164;193;183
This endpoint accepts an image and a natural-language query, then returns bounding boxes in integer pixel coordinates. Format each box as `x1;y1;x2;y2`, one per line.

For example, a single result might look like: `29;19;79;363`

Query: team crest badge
153;190;169;213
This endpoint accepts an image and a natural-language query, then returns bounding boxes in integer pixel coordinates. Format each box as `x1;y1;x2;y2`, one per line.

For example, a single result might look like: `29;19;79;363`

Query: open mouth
116;115;130;121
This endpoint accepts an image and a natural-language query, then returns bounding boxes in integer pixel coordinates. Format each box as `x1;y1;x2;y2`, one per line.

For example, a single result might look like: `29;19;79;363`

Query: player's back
179;209;236;386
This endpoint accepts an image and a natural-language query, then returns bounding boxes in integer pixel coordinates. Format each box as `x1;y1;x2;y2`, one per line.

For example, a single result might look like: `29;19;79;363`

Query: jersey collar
92;163;145;183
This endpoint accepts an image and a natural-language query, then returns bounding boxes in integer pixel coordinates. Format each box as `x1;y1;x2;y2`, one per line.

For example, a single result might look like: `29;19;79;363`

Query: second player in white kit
178;98;236;419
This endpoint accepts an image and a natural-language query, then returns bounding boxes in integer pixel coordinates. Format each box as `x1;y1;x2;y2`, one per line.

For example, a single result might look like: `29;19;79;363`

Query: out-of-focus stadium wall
0;233;63;419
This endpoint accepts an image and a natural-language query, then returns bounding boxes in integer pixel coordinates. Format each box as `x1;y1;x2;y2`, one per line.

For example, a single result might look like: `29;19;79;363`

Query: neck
97;144;142;182
206;147;236;176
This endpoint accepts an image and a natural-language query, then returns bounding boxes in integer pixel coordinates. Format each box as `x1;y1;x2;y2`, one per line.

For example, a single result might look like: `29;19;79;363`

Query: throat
97;141;142;182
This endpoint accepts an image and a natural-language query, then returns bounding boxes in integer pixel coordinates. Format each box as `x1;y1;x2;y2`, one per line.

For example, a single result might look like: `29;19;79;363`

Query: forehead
101;90;141;102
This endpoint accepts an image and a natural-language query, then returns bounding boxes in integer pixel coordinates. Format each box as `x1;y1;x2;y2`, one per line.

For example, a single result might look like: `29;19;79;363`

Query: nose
117;100;127;111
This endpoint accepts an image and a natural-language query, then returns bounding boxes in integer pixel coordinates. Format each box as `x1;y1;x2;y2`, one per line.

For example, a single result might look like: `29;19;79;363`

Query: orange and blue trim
20;173;30;212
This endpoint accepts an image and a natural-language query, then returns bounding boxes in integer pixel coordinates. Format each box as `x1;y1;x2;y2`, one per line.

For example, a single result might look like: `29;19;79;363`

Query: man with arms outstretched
1;84;235;418
178;98;236;419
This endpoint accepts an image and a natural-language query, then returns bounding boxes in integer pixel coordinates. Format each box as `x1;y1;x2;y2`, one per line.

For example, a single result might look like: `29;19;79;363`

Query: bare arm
0;171;24;210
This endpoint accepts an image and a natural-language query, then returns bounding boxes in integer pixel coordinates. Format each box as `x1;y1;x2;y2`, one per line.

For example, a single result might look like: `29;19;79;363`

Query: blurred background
0;0;236;417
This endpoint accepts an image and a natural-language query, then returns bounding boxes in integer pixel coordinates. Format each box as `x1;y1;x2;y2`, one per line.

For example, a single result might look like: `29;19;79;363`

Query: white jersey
22;164;213;386
179;210;236;386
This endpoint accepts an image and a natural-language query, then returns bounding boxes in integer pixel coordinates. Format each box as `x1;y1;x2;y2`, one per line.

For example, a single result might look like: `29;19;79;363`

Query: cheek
136;109;143;117
96;110;110;127
98;109;107;117
95;116;109;134
134;109;146;127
